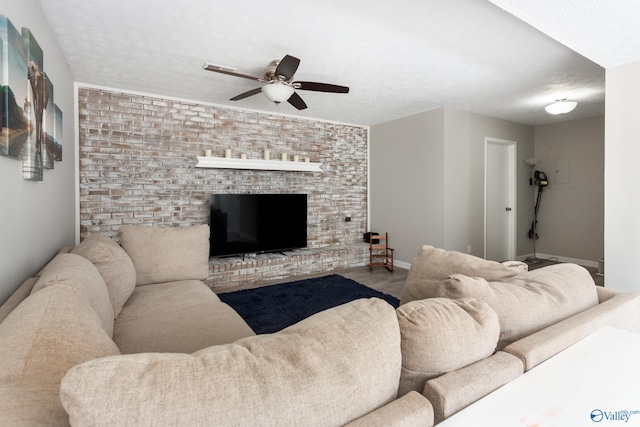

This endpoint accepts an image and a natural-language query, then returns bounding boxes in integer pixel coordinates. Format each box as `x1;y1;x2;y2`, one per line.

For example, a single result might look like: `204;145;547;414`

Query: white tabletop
438;326;640;426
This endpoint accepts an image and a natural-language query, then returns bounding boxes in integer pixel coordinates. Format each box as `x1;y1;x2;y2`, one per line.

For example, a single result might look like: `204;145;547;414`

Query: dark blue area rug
218;274;399;334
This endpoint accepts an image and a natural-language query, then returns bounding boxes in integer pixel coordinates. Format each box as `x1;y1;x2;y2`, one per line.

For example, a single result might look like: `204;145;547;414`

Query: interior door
485;138;516;261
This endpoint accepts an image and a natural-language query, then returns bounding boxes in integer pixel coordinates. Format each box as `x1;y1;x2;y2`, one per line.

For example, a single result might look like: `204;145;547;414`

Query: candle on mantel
241;153;247;159
293;155;299;162
305;157;310;163
281;153;287;161
225;149;231;158
205;149;212;157
264;150;270;160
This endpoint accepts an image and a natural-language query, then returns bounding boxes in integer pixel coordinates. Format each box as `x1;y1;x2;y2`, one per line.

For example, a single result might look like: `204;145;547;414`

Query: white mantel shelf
196;156;323;172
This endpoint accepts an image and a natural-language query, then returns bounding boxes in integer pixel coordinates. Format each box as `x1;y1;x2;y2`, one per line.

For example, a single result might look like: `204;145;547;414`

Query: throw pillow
440;263;599;348
71;233;137;318
31;253;114;337
396;297;499;396
60;298;401;427
119;224;210;286
400;245;528;305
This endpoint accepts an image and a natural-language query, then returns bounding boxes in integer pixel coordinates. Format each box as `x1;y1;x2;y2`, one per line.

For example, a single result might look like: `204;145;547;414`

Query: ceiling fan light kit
204;54;349;110
544;99;577;115
261;83;295;103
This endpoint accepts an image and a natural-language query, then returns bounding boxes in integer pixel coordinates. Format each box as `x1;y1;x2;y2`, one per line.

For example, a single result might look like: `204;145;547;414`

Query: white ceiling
38;0;613;127
488;0;640;69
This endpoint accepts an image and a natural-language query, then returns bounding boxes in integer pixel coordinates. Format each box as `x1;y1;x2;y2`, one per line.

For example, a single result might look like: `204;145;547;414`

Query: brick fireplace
77;88;369;289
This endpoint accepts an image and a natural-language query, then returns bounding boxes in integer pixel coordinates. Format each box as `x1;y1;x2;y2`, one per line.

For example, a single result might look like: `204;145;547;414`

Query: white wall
605;60;640;293
534;117;604;265
0;0;76;304
369;109;445;264
442;109;534;257
370;108;534;265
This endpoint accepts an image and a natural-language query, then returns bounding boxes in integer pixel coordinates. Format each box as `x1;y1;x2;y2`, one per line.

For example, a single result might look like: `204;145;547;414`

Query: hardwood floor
215;265;409;298
334;266;408;299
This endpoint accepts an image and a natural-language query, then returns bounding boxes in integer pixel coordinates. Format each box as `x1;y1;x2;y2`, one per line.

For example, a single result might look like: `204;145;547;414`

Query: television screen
210;194;307;257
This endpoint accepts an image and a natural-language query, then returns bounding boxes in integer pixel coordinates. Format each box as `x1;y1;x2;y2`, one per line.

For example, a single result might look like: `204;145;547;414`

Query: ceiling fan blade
287;92;308;110
203;64;262;82
275;55;300;81
230;87;263;101
294;81;350;93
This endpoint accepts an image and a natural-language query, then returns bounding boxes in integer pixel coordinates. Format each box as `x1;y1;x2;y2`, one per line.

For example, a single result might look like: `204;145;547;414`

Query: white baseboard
394;260;411;270
517;253;599;269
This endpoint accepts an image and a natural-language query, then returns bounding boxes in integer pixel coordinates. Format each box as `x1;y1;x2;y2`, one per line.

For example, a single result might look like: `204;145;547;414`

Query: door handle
505;207;512;211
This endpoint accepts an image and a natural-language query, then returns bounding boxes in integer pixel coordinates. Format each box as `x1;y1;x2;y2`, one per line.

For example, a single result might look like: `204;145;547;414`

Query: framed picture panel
0;16;29;160
1;15;63;181
22;27;45;181
54;104;62;161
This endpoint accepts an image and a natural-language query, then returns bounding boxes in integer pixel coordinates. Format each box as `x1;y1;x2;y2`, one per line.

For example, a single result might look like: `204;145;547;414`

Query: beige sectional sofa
401;245;640;423
0;229;638;426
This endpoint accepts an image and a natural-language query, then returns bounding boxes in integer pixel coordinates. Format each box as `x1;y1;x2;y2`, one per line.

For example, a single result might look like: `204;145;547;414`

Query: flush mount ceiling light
544;99;577;115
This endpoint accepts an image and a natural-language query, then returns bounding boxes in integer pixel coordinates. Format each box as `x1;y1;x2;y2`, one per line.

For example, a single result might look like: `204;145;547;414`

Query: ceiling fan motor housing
263;59;285;81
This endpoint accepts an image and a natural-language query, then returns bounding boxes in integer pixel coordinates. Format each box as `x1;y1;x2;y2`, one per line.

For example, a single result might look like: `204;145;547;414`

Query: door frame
484;137;517;260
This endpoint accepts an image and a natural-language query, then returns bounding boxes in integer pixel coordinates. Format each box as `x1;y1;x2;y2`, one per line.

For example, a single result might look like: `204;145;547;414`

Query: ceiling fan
203;54;349;110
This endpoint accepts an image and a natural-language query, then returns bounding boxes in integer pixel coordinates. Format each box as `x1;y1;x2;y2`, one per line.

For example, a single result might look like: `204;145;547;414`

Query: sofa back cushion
401;245;527;305
119;224;210;286
31;253;114;337
396;297;500;396
71;233;137;318
440;263;599;348
0;277;38;325
0;285;120;426
61;298;401;427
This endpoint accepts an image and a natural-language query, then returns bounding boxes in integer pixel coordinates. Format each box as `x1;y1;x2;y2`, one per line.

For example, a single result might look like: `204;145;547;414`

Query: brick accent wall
78;88;369;289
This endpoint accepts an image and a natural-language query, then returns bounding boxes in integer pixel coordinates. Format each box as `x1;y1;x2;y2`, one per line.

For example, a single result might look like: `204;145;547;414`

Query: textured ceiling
488;0;640;68
38;0;607;126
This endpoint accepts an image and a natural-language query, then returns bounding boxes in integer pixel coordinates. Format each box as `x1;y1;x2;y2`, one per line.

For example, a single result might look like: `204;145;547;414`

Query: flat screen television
210;193;307;257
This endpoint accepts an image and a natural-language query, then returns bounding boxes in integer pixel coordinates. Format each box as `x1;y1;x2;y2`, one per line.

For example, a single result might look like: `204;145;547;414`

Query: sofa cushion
0;277;38;325
396;298;499;396
114;280;255;353
400;245;527;305
423;351;524;424
344;391;435;427
0;285;120;426
61;298;402;427
119;224;210;286
71;233;137;318
31;253;114;337
502;290;640;371
440;263;599;348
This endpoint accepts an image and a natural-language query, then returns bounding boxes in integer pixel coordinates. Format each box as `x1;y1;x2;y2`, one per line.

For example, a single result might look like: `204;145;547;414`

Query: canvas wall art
54;104;62;161
0;15;63;181
22;27;45;181
0;16;29;160
43;72;54;169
